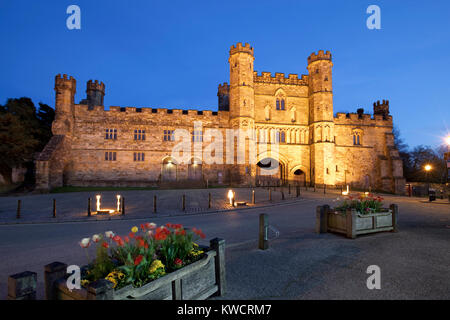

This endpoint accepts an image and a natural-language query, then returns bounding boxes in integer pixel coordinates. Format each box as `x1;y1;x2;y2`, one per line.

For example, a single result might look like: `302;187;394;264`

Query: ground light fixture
342;185;350;196
94;194;122;215
227;190;235;206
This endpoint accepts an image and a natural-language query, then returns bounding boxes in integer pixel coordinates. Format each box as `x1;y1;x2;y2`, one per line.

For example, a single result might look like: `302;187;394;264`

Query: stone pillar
7;271;37;300
44;262;67;300
210;238;226;296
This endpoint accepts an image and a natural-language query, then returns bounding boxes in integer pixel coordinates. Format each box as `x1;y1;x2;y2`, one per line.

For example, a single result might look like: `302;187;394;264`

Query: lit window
134;129;146;141
163;130;175;141
105;151;116;161
134;152;145;162
192;130;203;142
105;129;117;140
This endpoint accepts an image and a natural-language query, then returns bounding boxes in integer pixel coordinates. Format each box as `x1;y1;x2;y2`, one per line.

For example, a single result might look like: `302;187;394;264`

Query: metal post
269;189;272;202
182;194;186;211
121;197;125;215
52;199;56;218
259;214;269;250
314;184;316;192
153;195;157;213
16;200;21;219
208;193;211;209
252;189;255;204
281;190;285;200
288;184;291;194
296;185;300;197
324;184;326;194
87;197;91;217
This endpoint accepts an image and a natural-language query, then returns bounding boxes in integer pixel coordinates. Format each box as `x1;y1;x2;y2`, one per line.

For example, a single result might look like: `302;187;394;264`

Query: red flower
128;232;135;239
134;255;143;266
174;258;183;267
193;228;206;239
176;229;186;236
102;242;109;248
138;239;145;247
113;235;121;243
124;236;130;243
140;224;146;231
154;232;167;241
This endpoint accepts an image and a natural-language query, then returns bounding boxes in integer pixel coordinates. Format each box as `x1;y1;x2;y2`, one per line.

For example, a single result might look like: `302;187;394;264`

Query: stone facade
35;43;406;194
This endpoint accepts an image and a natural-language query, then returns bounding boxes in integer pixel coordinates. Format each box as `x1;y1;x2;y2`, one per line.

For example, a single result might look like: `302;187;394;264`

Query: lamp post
424;164;432;199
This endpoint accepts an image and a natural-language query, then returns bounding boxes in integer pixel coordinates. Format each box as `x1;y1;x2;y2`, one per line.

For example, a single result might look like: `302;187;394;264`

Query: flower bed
48;222;225;300
316;193;398;239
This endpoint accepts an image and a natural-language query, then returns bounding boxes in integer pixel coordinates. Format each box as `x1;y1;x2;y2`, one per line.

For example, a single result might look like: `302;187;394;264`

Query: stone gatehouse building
35;42;405;194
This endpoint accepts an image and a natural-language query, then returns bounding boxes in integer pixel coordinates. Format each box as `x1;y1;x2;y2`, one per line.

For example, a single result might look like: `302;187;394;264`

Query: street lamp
424;164;432;199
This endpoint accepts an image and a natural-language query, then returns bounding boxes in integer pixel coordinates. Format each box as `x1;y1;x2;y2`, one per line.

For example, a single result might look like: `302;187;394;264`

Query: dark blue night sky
0;0;449;148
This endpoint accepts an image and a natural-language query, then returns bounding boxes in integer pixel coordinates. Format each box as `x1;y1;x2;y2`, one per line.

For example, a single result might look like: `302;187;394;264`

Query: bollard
208;193;211;209
16;199;21;219
87;198;91;217
121;197;125;215
281;190;285;200
52;199;56;218
259;214;269;250
324;184;326;194
269;189;272;202
252;189;255;204
296;185;300;197
182;195;186;211
153;195;157;213
314;184;316;192
288;184;291;194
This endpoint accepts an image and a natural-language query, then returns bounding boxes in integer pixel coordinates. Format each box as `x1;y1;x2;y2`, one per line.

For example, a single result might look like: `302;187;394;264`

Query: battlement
334;112;393;125
229;42;254;56
77;105;226;117
55;74;76;90
307;50;332;64
373;99;390;119
253;71;308;85
218;82;229;95
87;79;105;93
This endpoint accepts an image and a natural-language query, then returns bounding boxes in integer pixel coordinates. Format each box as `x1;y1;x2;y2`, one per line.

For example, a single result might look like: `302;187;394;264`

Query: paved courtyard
0;188;448;299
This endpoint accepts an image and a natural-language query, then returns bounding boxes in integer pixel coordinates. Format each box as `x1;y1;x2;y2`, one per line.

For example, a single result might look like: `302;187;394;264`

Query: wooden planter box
316;204;398;239
44;238;225;300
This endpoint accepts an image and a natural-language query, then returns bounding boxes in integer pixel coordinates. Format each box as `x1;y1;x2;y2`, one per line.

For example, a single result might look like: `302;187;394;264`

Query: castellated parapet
55;74;76;92
35;43;405;195
229;42;254;56
307;50;332;64
373;99;390;119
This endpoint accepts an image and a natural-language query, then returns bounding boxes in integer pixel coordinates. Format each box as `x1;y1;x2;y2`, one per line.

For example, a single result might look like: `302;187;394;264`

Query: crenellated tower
228;43;256;184
228;42;255;126
307;50;335;186
86;80;105;108
52;74;76;136
217;82;230;111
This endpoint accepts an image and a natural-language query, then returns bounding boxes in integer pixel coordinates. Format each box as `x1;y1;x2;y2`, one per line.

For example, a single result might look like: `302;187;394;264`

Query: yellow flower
105;276;117;288
81;279;90;287
149;259;165;274
131;226;138;233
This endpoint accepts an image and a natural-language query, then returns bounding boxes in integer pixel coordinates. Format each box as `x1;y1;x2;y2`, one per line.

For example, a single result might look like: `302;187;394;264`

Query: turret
53;74;76;135
217;82;229;111
373;99;389;119
228;42;255;125
307;51;335;187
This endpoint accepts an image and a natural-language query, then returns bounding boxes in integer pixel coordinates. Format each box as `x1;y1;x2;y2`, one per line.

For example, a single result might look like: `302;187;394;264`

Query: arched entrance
256;157;286;185
293;169;306;186
161;157;177;182
188;158;202;180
